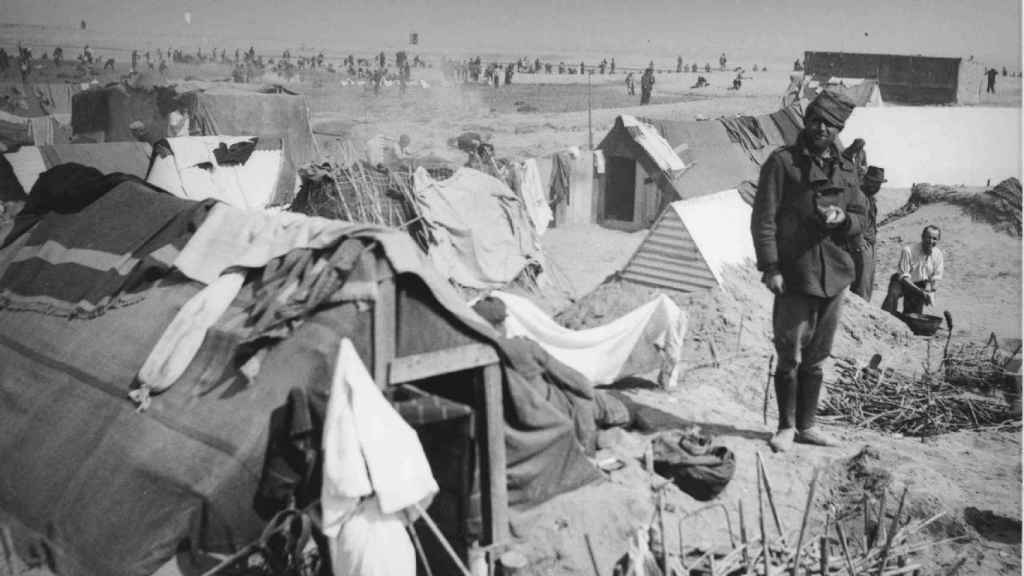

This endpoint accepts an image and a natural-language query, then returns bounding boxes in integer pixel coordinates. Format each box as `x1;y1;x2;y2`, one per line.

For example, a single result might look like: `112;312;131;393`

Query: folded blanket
0;179;215;318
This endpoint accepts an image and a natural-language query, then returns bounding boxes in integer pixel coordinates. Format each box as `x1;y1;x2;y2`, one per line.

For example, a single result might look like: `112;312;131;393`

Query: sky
3;0;1022;68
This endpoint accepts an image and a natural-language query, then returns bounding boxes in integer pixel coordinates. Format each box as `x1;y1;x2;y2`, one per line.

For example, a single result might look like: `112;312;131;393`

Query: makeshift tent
146;136;284;209
620;189;755;293
0;175;604;575
412;167;541;289
3;141;151;191
804;51;964;105
71;84;316;204
839;107;1022;188
597;114;779;231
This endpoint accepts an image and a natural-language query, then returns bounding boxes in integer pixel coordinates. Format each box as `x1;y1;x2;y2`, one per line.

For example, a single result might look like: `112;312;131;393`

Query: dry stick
819;534;829;576
791;468;820;576
739;499;752;576
876;487;909;576
835;522;857;576
657;489;668;575
763;355;775;426
757;467;770;576
415;503;473;576
757;451;787;543
407;524;436;576
584;533;602;576
873;490;888;550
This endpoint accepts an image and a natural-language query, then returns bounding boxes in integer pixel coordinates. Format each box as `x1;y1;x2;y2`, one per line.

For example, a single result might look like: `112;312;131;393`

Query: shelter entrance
604;156;636;222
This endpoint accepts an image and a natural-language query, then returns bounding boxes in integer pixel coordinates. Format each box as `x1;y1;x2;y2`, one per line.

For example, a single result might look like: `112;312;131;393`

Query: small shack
803;51;968;105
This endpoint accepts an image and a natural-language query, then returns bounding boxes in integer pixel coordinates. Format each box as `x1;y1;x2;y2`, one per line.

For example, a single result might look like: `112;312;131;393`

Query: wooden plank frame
372;278;509;547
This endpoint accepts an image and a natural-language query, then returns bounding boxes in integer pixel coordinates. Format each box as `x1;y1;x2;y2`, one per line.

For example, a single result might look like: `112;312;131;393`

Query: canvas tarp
652;118;761;200
671;189;756;284
0;192;601;575
2;142;151;192
146;136;284;209
839;107;1022;188
412;167;541;288
493;290;687;387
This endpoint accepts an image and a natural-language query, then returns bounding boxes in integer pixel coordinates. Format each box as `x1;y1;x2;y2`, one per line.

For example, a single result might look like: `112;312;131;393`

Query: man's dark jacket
750;140;868;298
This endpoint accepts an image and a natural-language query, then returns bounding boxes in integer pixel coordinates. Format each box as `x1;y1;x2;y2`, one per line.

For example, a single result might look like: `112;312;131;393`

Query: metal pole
587;70;593;150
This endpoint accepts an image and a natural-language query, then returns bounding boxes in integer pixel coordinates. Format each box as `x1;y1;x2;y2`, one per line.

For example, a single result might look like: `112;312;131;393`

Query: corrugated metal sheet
620;208;717;294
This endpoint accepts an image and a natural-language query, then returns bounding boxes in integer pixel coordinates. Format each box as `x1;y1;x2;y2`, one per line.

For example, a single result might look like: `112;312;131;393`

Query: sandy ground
3;53;1022;576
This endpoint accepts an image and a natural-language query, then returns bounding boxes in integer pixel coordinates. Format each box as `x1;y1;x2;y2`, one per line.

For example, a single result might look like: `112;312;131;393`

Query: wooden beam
479;362;509;545
373;277;396;387
388;342;500;385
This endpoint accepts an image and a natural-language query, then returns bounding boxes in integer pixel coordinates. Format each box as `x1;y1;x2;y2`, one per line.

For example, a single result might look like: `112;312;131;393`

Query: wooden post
373;277;396;387
479;362;509;545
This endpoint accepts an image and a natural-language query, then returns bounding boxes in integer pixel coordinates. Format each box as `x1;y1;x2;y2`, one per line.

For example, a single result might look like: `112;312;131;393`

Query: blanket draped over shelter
412;167;541;289
493;290;688;387
0;164;214;318
0;192;600;575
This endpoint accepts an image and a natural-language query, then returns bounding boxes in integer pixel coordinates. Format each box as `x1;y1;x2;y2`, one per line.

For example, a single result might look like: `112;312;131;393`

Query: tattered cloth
0;171;214;318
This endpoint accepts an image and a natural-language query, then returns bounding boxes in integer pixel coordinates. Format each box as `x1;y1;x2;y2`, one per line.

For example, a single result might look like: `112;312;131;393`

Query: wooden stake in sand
763;355;775;426
738;498;752;575
757;451;787;542
791;467;820;576
758;467;770;576
584;533;602;576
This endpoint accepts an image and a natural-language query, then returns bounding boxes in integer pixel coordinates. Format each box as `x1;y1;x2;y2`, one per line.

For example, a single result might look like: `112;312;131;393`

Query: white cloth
593;149;606;174
331;499;415;576
319;338;432;549
146;136;282;209
518;159;553;236
493;290;688;387
133;272;245;402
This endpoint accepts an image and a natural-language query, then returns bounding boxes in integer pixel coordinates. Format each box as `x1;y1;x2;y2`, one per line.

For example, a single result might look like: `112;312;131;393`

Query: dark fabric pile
213;137;258;165
0;163;215;318
652;429;735;501
0;154;25;201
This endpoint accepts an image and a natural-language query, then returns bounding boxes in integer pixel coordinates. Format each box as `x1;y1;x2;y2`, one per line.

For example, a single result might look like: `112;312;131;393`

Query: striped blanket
0;179;214;318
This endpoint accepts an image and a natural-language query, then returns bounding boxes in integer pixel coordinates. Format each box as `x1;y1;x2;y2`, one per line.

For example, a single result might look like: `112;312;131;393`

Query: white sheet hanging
492;291;688;387
321;338;438;576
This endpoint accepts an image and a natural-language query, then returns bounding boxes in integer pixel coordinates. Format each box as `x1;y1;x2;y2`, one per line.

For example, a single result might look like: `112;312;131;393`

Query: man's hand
762;272;785;295
817;206;847;228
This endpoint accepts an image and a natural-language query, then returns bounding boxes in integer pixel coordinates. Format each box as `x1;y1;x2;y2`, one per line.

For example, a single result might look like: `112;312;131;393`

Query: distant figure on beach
719;52;727;71
53;46;63;67
579;61;585;74
793;58;803;71
505;63;514;85
705;63;712;73
676;56;682;73
0;49;8;75
986;68;998;93
640;67;655;104
610;58;615;74
691;75;708;89
625;72;635;95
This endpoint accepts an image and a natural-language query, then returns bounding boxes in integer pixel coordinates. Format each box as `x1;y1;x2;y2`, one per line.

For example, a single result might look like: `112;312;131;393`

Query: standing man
986;67;998;93
850;166;886;300
640;67;655;104
625;72;635;96
750;90;866;452
881;225;944;317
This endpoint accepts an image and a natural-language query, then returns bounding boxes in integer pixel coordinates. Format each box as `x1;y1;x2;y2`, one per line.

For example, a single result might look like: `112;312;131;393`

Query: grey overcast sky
4;0;1022;66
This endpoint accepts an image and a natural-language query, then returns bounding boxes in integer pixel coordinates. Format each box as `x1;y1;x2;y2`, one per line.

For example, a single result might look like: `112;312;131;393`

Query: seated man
472;296;631;452
881;225;944;316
